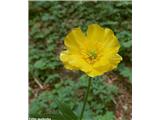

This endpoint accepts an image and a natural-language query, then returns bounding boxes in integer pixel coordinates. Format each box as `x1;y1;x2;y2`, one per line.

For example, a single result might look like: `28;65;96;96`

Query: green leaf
41;13;50;21
119;63;132;82
122;40;132;48
55;99;79;120
45;74;60;84
34;60;46;69
96;112;115;120
53;113;67;120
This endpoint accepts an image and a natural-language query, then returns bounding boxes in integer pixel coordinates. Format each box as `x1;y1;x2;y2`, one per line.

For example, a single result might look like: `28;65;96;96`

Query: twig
34;78;44;89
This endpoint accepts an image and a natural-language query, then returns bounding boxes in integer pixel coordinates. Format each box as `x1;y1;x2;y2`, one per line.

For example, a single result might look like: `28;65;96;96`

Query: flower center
87;50;97;60
84;50;98;64
81;48;100;64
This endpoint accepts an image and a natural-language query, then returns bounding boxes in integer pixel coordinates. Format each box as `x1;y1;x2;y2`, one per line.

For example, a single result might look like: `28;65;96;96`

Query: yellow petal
86;24;105;47
102;28;120;50
86;69;102;77
87;24;120;52
87;24;104;41
60;51;78;70
64;28;86;54
60;50;107;77
60;50;91;72
93;53;122;74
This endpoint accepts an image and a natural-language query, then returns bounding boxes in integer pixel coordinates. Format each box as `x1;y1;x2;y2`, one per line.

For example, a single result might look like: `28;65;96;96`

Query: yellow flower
60;24;122;77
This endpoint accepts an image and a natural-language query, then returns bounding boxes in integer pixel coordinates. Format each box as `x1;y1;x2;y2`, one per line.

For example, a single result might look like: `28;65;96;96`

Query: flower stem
80;77;92;120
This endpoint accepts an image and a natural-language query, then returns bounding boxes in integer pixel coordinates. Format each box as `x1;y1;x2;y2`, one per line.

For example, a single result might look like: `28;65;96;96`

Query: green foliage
29;1;132;119
96;112;115;120
29;77;117;119
119;63;132;82
53;100;79;120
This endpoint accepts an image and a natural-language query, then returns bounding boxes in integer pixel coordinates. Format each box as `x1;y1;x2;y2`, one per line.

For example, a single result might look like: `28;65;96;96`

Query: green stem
80;77;92;120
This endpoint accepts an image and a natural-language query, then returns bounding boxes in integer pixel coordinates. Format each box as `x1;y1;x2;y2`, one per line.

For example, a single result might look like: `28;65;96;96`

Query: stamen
81;49;99;64
87;50;97;63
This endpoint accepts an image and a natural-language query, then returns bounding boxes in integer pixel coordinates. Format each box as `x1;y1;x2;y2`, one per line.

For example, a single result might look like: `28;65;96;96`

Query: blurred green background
29;1;132;120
